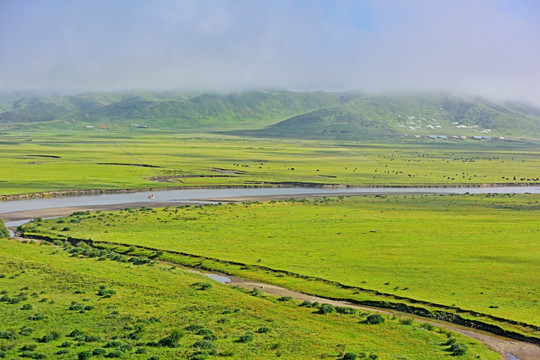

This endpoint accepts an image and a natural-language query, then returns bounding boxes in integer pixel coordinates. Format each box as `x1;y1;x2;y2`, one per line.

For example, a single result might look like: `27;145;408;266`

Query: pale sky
1;0;539;103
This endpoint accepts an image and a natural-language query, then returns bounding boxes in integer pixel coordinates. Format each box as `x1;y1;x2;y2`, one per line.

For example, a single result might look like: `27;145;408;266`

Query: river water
1;186;538;214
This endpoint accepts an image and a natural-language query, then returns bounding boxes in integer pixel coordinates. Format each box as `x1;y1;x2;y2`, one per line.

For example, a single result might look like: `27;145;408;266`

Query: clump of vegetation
445;338;468;356
28;313;47;321
19;326;33;336
0;330;19;340
237;332;255;343
257;326;272;334
185;324;205;332
78;351;92;360
39;331;60;343
277;296;292;302
97;285;116;298
192;340;215;350
130;256;152;265
365;314;385;324
20;350;46;359
157;329;184;348
336;306;357;315
190;282;213;291
0;219;9;239
318;304;336;315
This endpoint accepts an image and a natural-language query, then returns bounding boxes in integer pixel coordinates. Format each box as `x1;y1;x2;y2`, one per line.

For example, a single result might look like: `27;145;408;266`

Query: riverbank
1;182;538;202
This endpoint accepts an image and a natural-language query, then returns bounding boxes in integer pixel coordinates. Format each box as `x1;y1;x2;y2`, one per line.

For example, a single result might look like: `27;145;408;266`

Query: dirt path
229;281;540;360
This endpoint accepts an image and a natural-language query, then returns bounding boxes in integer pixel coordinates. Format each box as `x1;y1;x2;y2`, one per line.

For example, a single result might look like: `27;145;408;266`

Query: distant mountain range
1;90;539;138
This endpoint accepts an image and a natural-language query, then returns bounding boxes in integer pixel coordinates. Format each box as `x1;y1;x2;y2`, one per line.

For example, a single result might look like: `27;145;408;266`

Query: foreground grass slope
23;194;539;329
0;132;538;197
0;239;497;359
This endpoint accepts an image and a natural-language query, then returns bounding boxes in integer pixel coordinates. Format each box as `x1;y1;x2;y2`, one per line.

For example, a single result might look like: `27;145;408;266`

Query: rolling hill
239;93;540;139
1;90;539;138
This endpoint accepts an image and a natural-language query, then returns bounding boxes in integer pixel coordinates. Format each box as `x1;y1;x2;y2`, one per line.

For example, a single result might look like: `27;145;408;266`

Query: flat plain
1;131;539;197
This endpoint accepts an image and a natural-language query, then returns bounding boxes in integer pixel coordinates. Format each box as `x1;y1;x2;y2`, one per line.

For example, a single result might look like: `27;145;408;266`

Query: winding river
1;186;539;360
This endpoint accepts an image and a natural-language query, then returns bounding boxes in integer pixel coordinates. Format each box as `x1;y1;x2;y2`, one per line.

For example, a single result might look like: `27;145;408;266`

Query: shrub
97;286;116;298
0;219;9;238
399;318;413;325
365;314;385;324
420;323;434;331
105;341;122;348
56;349;69;356
192;340;215;350
250;288;262;296
19;326;34;336
343;353;358;360
21;303;33;310
68;330;85;338
185;324;205;332
130;257;152;266
277;296;292;302
196;328;214;336
78;351;92;360
217;317;230;324
318;304;336;315
158;329;184;348
85;335;101;342
39;331;60;343
93;348;107;356
336;306;357;315
20;351;46;359
449;343;468;356
135;348;146;354
69;303;85;311
190;282;212;291
20;344;37;351
28;313;47;321
444;338;457;346
0;350;5;358
0;330;18;340
118;344;133;352
257;326;272;334
106;350;123;358
237;332;254;343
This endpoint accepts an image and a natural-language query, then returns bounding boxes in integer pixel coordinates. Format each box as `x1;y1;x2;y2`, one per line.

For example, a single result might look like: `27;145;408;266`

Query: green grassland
0;239;498;360
22;194;539;331
0;131;538;197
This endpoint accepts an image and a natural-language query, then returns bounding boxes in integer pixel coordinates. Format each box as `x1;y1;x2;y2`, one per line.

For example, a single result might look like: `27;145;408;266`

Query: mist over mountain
1;90;538;139
2;1;539;105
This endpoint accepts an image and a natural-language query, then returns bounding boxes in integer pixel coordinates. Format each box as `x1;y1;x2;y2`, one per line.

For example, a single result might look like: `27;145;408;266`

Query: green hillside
0;91;190;124
1;90;539;137
78;90;341;130
241;93;540;139
0;90;341;131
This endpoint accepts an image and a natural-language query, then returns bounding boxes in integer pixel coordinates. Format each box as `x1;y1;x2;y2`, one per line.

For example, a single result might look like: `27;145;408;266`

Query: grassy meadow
0;239;499;360
21;194;540;333
0;130;539;197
